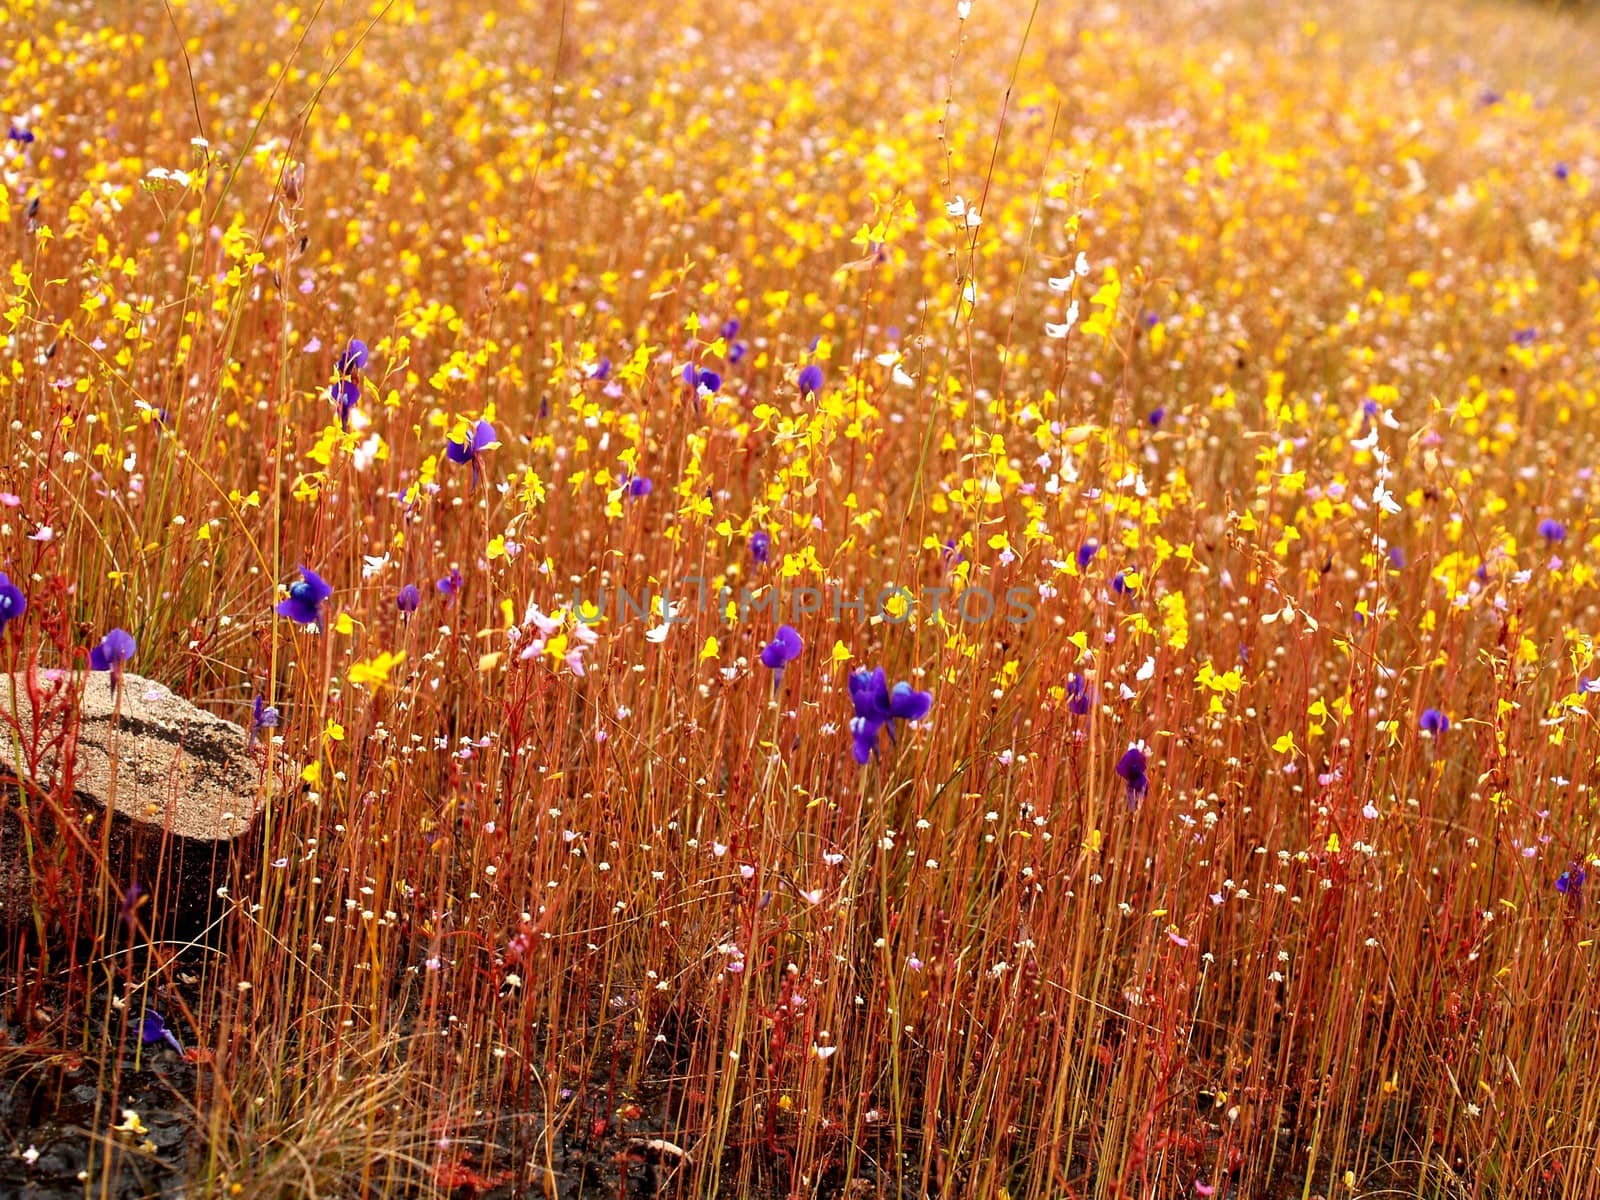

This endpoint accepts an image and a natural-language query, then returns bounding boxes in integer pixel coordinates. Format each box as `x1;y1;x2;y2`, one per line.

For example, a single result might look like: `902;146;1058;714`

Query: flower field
4;0;1600;1196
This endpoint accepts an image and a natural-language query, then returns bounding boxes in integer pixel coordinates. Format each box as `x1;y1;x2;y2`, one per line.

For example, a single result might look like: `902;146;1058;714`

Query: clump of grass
4;0;1600;1196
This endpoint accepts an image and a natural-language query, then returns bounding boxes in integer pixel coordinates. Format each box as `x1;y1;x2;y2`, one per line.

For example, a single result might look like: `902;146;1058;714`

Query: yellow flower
349;650;407;688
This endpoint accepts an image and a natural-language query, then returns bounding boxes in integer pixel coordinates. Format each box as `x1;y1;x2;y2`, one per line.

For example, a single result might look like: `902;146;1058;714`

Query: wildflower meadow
3;0;1600;1196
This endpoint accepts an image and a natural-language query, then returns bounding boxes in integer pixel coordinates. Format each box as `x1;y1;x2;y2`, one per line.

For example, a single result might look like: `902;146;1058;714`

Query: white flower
1045;322;1071;340
944;196;967;219
351;433;382;470
956;0;972;18
1047;275;1073;292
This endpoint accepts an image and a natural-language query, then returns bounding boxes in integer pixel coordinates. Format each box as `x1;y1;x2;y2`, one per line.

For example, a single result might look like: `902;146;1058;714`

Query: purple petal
337;338;369;373
887;682;931;722
90;628;136;670
299;567;333;604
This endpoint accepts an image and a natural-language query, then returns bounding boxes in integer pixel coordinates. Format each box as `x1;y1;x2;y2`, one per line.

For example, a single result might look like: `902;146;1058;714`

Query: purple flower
1555;162;1570;181
889;683;932;721
1538;518;1567;543
332;379;359;430
89;628;137;676
625;474;653;498
848;667;932;764
140;1010;183;1055
1066;673;1092;716
335;338;369;374
445;419;497;487
0;573;25;634
749;530;771;565
759;624;804;675
120;880;144;928
591;357;612;381
248;695;280;749
1388;545;1407;569
798;364;824;396
1076;541;1099;570
1419;708;1449;735
683;364;721;396
1147;407;1165;427
276;566;333;630
1557;863;1586;897
728;342;747;365
436;567;463;600
1115;744;1149;802
397;584;421;614
331;338;367;430
1111;570;1131;595
7;125;34;144
721;318;741;339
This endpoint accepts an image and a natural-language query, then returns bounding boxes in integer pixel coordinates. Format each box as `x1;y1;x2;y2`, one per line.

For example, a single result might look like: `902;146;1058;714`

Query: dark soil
0;1038;196;1200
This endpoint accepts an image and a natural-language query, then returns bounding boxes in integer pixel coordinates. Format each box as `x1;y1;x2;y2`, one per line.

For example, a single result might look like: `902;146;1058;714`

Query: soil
1;1004;712;1200
0;1033;196;1200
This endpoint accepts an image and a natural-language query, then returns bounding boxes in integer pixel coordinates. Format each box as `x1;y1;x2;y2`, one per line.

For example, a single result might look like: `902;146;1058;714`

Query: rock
0;669;268;935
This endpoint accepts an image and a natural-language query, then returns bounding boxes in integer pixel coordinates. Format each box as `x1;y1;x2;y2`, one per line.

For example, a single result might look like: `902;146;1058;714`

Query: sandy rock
0;669;268;932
